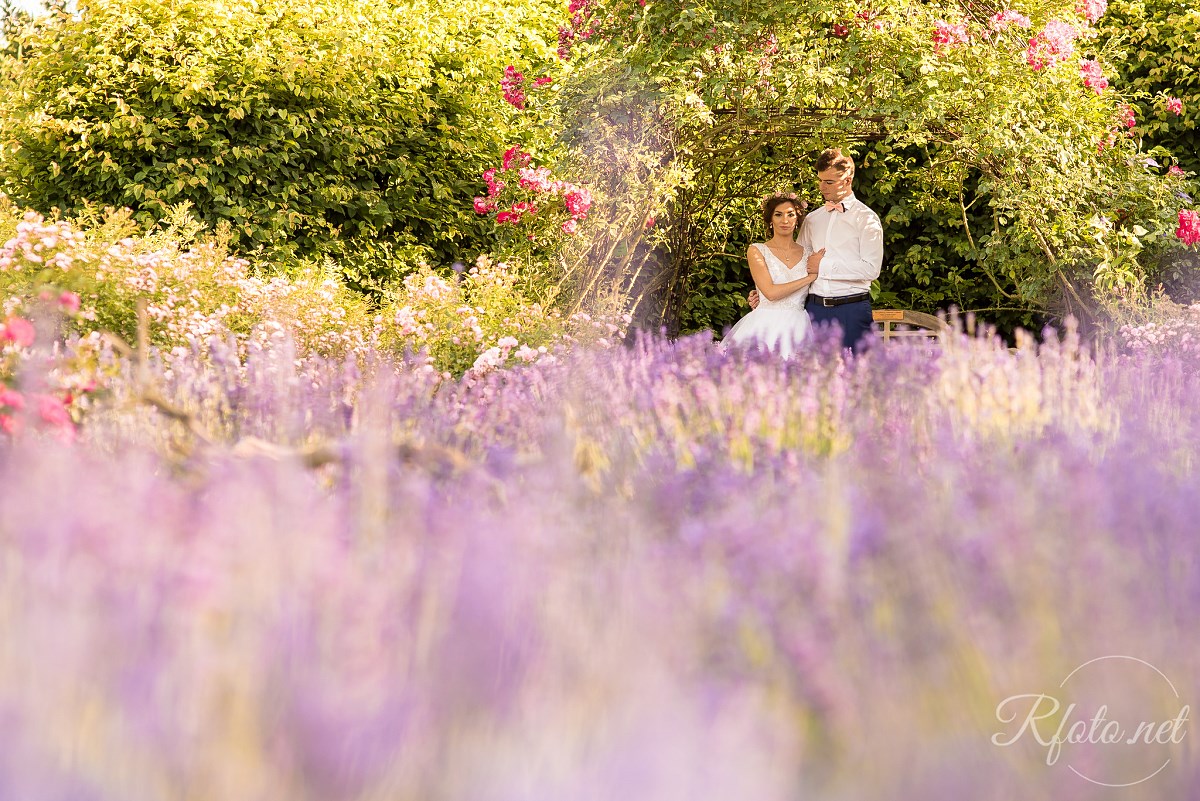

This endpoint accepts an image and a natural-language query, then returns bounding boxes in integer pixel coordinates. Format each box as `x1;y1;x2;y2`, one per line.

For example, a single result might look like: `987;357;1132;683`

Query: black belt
807;292;870;308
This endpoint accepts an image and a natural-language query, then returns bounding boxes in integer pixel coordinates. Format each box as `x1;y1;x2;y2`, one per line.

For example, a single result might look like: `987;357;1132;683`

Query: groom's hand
747;290;760;309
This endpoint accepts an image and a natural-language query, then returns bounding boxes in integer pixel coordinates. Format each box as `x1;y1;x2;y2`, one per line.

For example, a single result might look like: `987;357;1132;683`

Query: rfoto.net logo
992;655;1189;787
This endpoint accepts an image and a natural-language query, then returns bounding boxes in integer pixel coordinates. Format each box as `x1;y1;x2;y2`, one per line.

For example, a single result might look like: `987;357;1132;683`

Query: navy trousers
806;297;875;353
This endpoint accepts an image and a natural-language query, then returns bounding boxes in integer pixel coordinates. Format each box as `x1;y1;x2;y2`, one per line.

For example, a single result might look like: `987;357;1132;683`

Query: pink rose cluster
500;67;554;110
1026;20;1079;71
989;10;1031;32
932;19;970;52
1079;59;1108;94
1076;0;1107;23
0;315;79;441
474;147;594;235
1167;96;1184;116
0;387;76;441
557;0;597;60
1;315;35;348
501;66;526;109
1178;210;1200;247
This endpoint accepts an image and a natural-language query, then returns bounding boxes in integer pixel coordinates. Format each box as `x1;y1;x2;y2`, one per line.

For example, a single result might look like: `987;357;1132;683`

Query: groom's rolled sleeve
817;213;883;282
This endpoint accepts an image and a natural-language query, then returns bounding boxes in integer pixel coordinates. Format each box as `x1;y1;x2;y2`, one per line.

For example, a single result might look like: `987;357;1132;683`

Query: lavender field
2;325;1199;800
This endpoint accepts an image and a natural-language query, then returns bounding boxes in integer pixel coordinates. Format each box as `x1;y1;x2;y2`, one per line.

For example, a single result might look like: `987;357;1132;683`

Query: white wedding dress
721;243;812;358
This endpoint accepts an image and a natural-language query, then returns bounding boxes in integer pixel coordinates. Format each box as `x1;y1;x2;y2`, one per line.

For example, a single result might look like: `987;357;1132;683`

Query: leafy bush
0;0;562;273
1097;0;1199;175
559;0;1196;334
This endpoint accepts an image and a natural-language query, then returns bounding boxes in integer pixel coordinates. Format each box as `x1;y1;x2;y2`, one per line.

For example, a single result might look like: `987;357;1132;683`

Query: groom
750;148;884;352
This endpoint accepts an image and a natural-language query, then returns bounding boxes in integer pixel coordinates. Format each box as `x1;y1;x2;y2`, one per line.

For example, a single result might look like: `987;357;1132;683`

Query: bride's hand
747;289;760;309
807;248;825;274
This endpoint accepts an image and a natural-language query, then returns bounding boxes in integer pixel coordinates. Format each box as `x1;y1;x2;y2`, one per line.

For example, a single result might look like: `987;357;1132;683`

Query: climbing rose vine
1079;59;1108;94
1178;210;1200;247
932;20;971;52
474;147;593;235
1076;0;1107;23
1026;20;1079;70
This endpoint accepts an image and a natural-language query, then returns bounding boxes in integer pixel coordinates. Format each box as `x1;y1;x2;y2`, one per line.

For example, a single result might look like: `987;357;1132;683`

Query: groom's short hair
817;148;855;176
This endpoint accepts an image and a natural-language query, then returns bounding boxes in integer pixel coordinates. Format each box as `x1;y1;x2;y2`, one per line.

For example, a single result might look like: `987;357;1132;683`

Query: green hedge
0;0;560;275
1097;0;1199;175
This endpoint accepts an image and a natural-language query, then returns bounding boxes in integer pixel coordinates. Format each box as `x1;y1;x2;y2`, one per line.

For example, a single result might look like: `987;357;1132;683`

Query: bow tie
824;201;846;213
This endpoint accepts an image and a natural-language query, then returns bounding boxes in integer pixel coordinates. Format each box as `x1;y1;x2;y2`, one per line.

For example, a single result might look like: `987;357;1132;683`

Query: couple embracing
723;148;884;357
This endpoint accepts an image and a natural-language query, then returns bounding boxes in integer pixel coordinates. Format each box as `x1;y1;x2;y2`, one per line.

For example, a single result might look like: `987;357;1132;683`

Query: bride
722;193;818;358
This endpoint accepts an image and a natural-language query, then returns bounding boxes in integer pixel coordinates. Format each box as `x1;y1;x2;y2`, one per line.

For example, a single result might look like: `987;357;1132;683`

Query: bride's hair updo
762;192;806;235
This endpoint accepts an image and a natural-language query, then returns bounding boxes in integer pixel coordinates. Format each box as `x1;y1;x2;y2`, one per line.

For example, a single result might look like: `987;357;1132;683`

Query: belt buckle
823;297;835;307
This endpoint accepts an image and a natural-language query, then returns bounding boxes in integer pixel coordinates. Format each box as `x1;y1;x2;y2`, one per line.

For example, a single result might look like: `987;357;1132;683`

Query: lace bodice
752;243;811;311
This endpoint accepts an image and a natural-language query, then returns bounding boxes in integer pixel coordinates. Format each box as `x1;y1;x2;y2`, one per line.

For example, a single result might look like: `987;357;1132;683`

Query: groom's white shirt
800;192;883;298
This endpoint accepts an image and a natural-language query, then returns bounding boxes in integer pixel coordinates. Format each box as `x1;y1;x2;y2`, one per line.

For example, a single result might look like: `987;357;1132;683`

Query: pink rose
58;291;81;314
1079;60;1108;94
1026;20;1079;71
1076;0;1107;23
501;66;526;108
36;393;70;424
0;387;24;411
1177;209;1200;247
1;316;35;347
518;166;554;193
932;20;970;52
35;394;74;442
564;187;593;219
1167;96;1183;116
502;146;531;171
990;10;1031;31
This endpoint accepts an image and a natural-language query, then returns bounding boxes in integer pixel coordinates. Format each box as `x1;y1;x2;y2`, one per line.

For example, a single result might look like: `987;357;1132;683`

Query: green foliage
0;0;562;278
1097;0;1199;175
560;0;1194;334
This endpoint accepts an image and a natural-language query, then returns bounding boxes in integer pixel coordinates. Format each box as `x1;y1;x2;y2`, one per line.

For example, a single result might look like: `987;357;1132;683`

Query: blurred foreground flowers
1;325;1199;799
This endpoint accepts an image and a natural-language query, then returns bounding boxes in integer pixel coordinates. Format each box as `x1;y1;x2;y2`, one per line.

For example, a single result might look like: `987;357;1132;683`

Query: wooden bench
873;309;948;342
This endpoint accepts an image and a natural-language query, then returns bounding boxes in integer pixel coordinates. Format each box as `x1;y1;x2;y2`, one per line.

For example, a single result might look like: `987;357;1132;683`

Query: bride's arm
748;246;817;302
